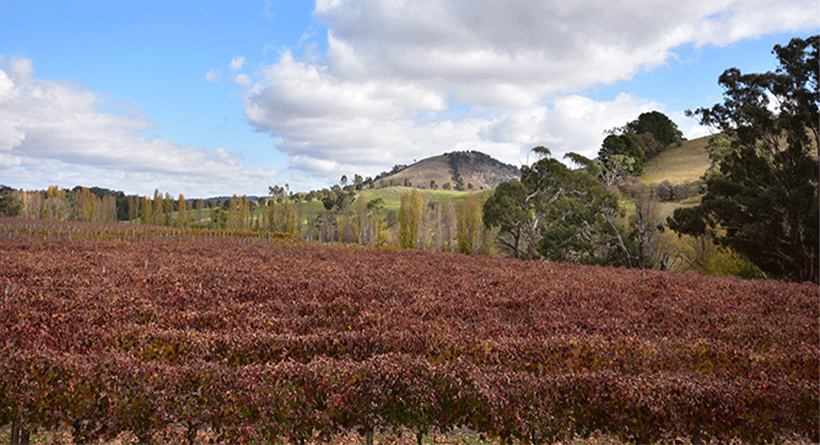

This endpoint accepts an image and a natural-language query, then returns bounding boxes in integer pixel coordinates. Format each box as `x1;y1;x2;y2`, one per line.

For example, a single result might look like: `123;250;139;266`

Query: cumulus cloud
205;68;221;82
0;58;278;196
230;56;246;71
235;74;252;87
239;0;816;185
311;0;818;100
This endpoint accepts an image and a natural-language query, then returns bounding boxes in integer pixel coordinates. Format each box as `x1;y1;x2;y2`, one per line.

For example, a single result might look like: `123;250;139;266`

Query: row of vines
1;220;817;444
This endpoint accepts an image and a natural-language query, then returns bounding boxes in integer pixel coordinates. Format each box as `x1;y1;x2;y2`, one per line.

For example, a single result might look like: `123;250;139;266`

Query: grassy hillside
377;155;457;190
377;151;519;191
640;134;713;185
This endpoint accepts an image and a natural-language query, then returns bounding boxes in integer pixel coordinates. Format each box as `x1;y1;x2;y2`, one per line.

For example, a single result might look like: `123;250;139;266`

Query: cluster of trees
0;185;22;217
484;35;818;283
483;147;657;268
1;186;120;222
0;186;274;232
277;188;495;255
2;179;495;254
480;105;690;267
598;111;684;179
668;35;818;283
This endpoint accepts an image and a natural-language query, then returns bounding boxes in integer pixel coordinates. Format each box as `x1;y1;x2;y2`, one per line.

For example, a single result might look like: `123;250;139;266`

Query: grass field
355;187;486;211
640;134;713;185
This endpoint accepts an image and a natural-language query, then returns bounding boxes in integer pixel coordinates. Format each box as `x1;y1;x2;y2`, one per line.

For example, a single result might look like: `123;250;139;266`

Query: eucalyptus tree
669;35;818;283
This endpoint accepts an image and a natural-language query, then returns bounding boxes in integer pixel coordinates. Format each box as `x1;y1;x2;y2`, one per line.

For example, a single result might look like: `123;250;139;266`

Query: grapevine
1;219;817;444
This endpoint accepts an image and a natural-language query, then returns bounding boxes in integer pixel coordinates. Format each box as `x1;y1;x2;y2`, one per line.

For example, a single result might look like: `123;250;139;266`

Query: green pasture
355;187;482;210
640;135;712;185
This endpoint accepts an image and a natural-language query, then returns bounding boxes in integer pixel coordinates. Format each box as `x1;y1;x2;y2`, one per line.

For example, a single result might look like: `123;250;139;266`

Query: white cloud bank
0;58;277;196
244;0;817;185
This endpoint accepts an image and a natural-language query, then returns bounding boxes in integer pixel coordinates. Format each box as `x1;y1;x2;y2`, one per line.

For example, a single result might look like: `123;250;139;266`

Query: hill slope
377;151;519;190
641;134;714;185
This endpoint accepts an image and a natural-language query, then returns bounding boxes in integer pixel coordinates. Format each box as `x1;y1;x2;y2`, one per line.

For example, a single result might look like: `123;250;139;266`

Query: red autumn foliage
0;220;817;444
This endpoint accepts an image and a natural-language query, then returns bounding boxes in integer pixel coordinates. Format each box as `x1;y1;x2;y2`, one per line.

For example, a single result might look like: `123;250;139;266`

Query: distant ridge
376;151;520;190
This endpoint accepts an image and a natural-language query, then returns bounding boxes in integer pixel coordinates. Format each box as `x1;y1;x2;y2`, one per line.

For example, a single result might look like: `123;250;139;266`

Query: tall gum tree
484;147;630;265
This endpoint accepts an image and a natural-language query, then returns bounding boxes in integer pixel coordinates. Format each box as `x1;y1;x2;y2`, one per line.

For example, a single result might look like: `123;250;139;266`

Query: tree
625;110;684;150
398;190;423;249
269;199;299;235
43;186;68;221
269;184;287;198
140;196;152;225
0;189;21;217
484;147;630;265
456;193;483;254
176;194;187;227
76;187;96;221
599;134;644;176
151;190;162;225
195;199;205;228
669;35;819;283
623;184;663;270
482;180;532;259
128;195;139;222
532;160;626;265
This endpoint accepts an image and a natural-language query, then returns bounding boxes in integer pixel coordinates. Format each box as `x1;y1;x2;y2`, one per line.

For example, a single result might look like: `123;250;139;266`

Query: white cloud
205;68;221;82
542;94;665;160
0;58;279;196
262;0;275;20
235;74;252;87
244;0;817;185
230;56;246;71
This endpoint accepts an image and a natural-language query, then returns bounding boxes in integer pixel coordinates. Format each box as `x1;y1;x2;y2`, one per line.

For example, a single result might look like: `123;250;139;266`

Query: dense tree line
2;186;272;232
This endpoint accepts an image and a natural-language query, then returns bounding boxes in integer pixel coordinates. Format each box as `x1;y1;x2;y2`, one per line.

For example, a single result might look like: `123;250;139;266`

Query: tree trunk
603;207;632;268
11;423;30;445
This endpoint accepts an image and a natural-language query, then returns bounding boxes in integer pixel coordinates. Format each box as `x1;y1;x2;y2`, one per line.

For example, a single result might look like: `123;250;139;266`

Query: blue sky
1;1;817;197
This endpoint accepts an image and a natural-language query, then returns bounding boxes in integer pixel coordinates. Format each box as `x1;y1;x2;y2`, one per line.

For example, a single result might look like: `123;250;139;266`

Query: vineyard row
1;233;817;444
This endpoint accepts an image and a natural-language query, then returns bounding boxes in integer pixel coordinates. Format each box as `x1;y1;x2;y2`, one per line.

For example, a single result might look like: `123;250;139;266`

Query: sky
0;1;817;198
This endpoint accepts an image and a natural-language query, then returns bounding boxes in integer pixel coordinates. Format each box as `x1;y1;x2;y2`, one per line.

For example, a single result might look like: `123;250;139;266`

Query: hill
640;134;714;185
376;151;519;191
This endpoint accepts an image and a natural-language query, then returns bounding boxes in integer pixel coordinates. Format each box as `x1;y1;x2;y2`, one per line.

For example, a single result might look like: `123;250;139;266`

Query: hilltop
375;151;519;191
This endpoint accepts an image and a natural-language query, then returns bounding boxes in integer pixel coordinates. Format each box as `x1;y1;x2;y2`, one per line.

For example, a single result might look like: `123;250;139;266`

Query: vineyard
0;219;817;444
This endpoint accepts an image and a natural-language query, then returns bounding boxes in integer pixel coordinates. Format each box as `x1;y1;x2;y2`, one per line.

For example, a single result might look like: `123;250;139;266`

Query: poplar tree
44;186;67;221
398;190;423;249
140;196;152;225
128;195;139;222
151;190;162;225
177;194;187;227
77;187;95;221
456;193;483;254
